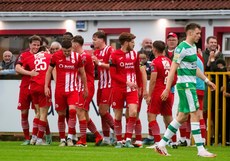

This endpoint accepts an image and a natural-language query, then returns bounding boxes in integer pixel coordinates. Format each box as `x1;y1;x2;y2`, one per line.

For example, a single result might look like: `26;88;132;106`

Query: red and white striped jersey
50;50;83;93
94;46;114;89
110;49;141;92
77;51;94;92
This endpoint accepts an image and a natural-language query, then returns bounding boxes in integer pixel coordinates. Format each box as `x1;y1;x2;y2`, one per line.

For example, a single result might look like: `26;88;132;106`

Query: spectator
202;36;223;71
139;38;155;61
138;51;151;75
165;32;178;60
63;32;73;41
0;50;16;75
50;41;62;54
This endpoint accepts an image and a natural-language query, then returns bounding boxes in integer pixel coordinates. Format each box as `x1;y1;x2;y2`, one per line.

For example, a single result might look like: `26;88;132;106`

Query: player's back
78;51;95;91
152;56;171;91
25;51;52;88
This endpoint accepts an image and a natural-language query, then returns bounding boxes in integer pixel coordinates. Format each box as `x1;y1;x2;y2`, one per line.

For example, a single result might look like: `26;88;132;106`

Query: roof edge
1;10;230;21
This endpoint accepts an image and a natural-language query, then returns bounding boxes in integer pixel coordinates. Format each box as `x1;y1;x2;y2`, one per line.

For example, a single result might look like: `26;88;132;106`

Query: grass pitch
0;141;229;161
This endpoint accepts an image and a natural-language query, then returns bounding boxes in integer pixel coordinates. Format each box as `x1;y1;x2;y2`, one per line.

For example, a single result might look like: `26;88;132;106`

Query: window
0;29;66;61
222;33;230;55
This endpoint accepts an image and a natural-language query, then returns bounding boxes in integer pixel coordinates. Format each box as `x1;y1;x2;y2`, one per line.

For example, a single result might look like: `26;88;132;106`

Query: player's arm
161;62;179;101
146;72;157;105
140;66;148;98
196;67;216;90
79;67;88;99
15;63;38;77
44;66;53;97
92;55;110;69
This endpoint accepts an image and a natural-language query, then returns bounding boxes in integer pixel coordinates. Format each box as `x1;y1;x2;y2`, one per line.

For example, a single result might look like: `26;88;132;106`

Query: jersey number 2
34;57;47;71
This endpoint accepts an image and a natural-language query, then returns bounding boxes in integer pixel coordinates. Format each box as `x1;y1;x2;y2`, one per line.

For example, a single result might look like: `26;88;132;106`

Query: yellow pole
222;74;226;146
207;74;212;146
214;74;219;146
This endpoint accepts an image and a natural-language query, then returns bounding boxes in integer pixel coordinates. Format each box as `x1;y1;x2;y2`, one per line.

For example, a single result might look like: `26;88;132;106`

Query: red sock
179;122;187;137
68;109;76;135
79;120;87;143
46;120;50;135
88;119;100;138
37;120;47;139
114;119;122;141
149;120;161;142
58;115;66;139
185;120;191;139
32;118;39;136
172;135;177;142
21;113;30;140
126;117;136;139
200;119;206;139
135;119;142;141
101;116;110;137
103;112;114;130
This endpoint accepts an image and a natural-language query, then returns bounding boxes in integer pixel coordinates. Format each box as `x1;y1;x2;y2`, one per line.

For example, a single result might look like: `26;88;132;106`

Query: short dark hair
41;36;49;46
61;40;72;49
63;32;73;38
206;36;217;44
93;30;106;42
29;35;42;44
119;32;136;45
185;23;201;32
38;46;47;52
152;40;165;53
72;35;84;46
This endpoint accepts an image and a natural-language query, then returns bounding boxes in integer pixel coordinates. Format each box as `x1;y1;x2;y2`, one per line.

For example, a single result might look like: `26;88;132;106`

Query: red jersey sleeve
105;47;115;63
150;60;158;73
135;52;142;88
77;54;83;68
50;53;57;67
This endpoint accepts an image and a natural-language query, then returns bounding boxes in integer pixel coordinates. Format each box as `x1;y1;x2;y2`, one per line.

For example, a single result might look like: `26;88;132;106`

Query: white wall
2;19;230;51
0;80;174;134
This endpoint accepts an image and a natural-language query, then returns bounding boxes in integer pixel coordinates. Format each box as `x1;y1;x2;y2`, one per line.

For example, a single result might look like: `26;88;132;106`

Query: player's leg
30;104;40;145
36;106;49;145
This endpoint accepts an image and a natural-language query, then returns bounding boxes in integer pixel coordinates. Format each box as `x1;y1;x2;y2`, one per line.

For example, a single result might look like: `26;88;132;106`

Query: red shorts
55;91;78;111
198;95;204;110
112;88;139;109
97;88;112;106
30;87;52;108
78;86;94;111
17;87;34;110
148;92;173;116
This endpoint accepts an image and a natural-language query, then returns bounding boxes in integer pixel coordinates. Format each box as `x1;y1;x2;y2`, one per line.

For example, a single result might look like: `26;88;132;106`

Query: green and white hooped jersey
173;41;197;90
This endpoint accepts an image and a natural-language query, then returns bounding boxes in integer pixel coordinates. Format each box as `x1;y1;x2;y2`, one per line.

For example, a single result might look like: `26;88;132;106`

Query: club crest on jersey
120;62;125;67
71;60;75;64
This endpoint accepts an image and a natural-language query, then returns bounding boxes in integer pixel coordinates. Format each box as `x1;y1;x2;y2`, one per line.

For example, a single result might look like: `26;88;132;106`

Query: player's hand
146;96;151;105
83;88;88;99
161;89;170;101
126;81;137;89
91;55;99;64
207;81;216;91
44;86;50;97
30;69;39;77
143;90;148;100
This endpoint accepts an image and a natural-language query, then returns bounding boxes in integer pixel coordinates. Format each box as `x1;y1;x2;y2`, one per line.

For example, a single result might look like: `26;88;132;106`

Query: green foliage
0;141;229;161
